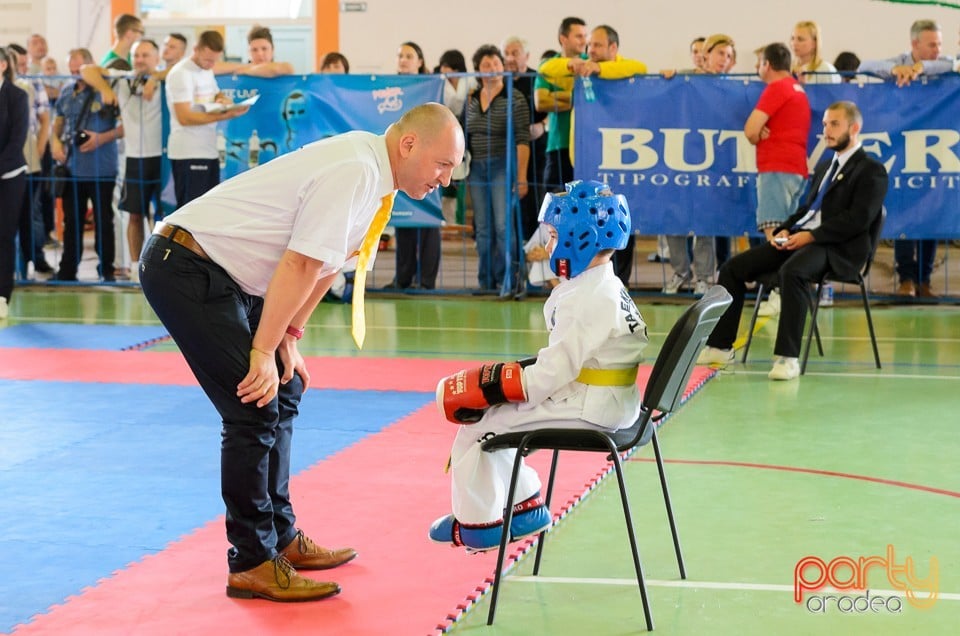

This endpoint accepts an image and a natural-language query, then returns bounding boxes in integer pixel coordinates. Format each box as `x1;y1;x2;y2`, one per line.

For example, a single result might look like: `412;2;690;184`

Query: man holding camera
51;47;122;282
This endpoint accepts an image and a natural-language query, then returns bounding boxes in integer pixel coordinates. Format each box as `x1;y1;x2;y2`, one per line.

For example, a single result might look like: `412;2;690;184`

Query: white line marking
506;576;960;601
731;369;960;380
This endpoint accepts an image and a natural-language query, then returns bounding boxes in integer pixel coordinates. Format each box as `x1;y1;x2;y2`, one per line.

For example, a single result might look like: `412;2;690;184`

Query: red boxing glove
436;362;527;423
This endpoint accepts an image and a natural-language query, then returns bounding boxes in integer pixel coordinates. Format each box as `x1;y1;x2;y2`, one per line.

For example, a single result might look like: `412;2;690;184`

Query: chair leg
741;283;766;364
860;280;881;369
609;437;654;631
801;284;824;375
486;434;532;626
532;449;560;575
652;428;686;579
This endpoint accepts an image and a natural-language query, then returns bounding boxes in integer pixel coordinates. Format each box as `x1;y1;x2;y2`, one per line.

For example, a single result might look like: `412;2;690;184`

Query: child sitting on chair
431;180;649;552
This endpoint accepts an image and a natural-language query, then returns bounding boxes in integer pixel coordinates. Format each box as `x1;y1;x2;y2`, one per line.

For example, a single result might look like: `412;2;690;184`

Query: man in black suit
696;101;889;380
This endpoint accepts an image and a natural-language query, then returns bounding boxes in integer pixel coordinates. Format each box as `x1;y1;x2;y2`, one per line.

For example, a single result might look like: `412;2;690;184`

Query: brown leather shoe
226;556;340;602
917;283;938;298
280;529;358;570
896;280;916;297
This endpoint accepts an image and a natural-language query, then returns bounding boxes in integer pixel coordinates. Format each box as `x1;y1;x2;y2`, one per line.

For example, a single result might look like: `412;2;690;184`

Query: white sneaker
768;356;800;381
758;289;781;317
696;346;735;367
693;280;710;296
663;272;691;294
0;297;8;320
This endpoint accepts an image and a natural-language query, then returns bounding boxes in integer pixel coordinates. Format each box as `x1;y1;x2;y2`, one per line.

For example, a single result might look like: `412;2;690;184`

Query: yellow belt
576;366;638;386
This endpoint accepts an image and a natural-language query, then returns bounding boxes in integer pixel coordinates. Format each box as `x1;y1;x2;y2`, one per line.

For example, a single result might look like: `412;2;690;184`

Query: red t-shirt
755;76;810;176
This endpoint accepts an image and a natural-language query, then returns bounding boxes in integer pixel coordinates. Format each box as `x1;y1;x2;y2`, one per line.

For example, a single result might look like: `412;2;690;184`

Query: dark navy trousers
140;233;300;573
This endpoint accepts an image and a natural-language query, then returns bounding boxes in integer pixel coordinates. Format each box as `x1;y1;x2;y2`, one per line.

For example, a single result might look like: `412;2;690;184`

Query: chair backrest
860;206;886;279
642;285;733;415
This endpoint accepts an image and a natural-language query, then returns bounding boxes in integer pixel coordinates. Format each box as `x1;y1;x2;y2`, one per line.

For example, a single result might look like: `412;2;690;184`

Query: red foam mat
0;349;533;391
10;405;623;635
6;350;714;635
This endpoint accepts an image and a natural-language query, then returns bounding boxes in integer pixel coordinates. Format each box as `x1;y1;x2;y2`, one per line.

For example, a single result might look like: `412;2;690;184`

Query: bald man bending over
140;103;464;601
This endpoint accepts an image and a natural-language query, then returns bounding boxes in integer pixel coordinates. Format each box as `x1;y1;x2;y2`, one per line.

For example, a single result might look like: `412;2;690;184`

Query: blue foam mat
0;379;431;631
0;324;170;350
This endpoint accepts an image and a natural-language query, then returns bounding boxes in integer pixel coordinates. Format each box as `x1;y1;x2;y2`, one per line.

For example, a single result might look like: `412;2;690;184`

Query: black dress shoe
53;272;78;282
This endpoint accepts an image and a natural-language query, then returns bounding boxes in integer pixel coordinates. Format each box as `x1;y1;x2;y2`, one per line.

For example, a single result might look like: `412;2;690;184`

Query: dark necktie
809;159;839;213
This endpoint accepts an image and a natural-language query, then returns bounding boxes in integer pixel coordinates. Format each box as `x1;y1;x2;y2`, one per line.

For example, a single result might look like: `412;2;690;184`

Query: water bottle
216;130;226;169
820;282;834;307
581;76;596;103
248;130;260;169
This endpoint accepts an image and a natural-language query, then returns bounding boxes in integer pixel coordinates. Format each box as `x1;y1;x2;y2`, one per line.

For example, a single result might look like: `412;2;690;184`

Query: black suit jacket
0;80;29;175
776;147;888;279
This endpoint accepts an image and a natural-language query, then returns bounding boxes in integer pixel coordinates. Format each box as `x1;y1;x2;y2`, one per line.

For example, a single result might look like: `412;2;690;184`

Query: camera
74;130;91;146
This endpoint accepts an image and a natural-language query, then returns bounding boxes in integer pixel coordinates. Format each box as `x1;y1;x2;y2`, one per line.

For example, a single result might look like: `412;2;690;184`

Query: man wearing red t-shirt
745;42;811;241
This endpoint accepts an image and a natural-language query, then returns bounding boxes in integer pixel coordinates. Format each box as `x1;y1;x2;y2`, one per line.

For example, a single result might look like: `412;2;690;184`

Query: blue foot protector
428;492;552;552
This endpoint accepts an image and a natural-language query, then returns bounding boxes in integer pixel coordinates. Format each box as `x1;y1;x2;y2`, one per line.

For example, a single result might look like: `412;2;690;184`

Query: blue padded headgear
537;180;631;279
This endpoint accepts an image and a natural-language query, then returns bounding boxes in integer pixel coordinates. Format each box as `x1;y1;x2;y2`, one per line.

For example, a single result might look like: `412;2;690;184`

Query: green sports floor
3;288;959;635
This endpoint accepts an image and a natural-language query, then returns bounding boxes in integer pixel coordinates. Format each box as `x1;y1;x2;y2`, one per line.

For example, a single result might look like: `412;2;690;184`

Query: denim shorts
756;172;807;230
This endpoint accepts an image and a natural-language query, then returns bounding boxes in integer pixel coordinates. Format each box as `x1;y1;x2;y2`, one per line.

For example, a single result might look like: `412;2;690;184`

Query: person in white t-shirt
83;39;164;275
165;30;248;208
139;103;465;602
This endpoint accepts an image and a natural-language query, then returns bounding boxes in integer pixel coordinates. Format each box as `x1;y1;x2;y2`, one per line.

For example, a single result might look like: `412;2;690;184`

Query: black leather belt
155;223;209;260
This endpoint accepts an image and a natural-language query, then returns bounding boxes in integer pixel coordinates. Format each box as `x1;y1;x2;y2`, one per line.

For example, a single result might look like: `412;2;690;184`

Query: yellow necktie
351;193;395;349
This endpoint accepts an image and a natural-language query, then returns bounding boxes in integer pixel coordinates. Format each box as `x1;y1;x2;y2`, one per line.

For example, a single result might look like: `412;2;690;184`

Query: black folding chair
742;208;885;374
480;285;733;628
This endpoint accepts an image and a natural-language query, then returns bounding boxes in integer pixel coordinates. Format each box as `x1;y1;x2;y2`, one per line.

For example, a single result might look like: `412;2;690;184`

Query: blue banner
573;75;960;239
162;74;445;227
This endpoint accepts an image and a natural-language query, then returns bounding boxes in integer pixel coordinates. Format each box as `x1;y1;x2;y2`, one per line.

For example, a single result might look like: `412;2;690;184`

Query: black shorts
120;156;162;216
171;158;220;209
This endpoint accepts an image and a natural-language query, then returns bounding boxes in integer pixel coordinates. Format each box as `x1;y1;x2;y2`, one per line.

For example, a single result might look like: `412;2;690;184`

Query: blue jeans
140;233;300;573
894;239;937;285
469;158;510;291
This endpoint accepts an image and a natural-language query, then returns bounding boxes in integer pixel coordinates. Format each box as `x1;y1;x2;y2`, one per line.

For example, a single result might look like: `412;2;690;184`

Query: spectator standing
745;42;811;316
159;33;187;71
320;52;349;73
0;48;29;318
165;30;249;209
83;39;164;281
215;25;294;77
535;17;587;191
539;25;647;288
26;34;47;74
790;21;841;84
502;36;548;242
388;41;441;290
7;46;53;276
465;44;530;297
746;42;810;240
858;19;953;298
435;49;475;226
833;51;861;82
662;33;735;295
101;14;144;67
51;48;122;282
